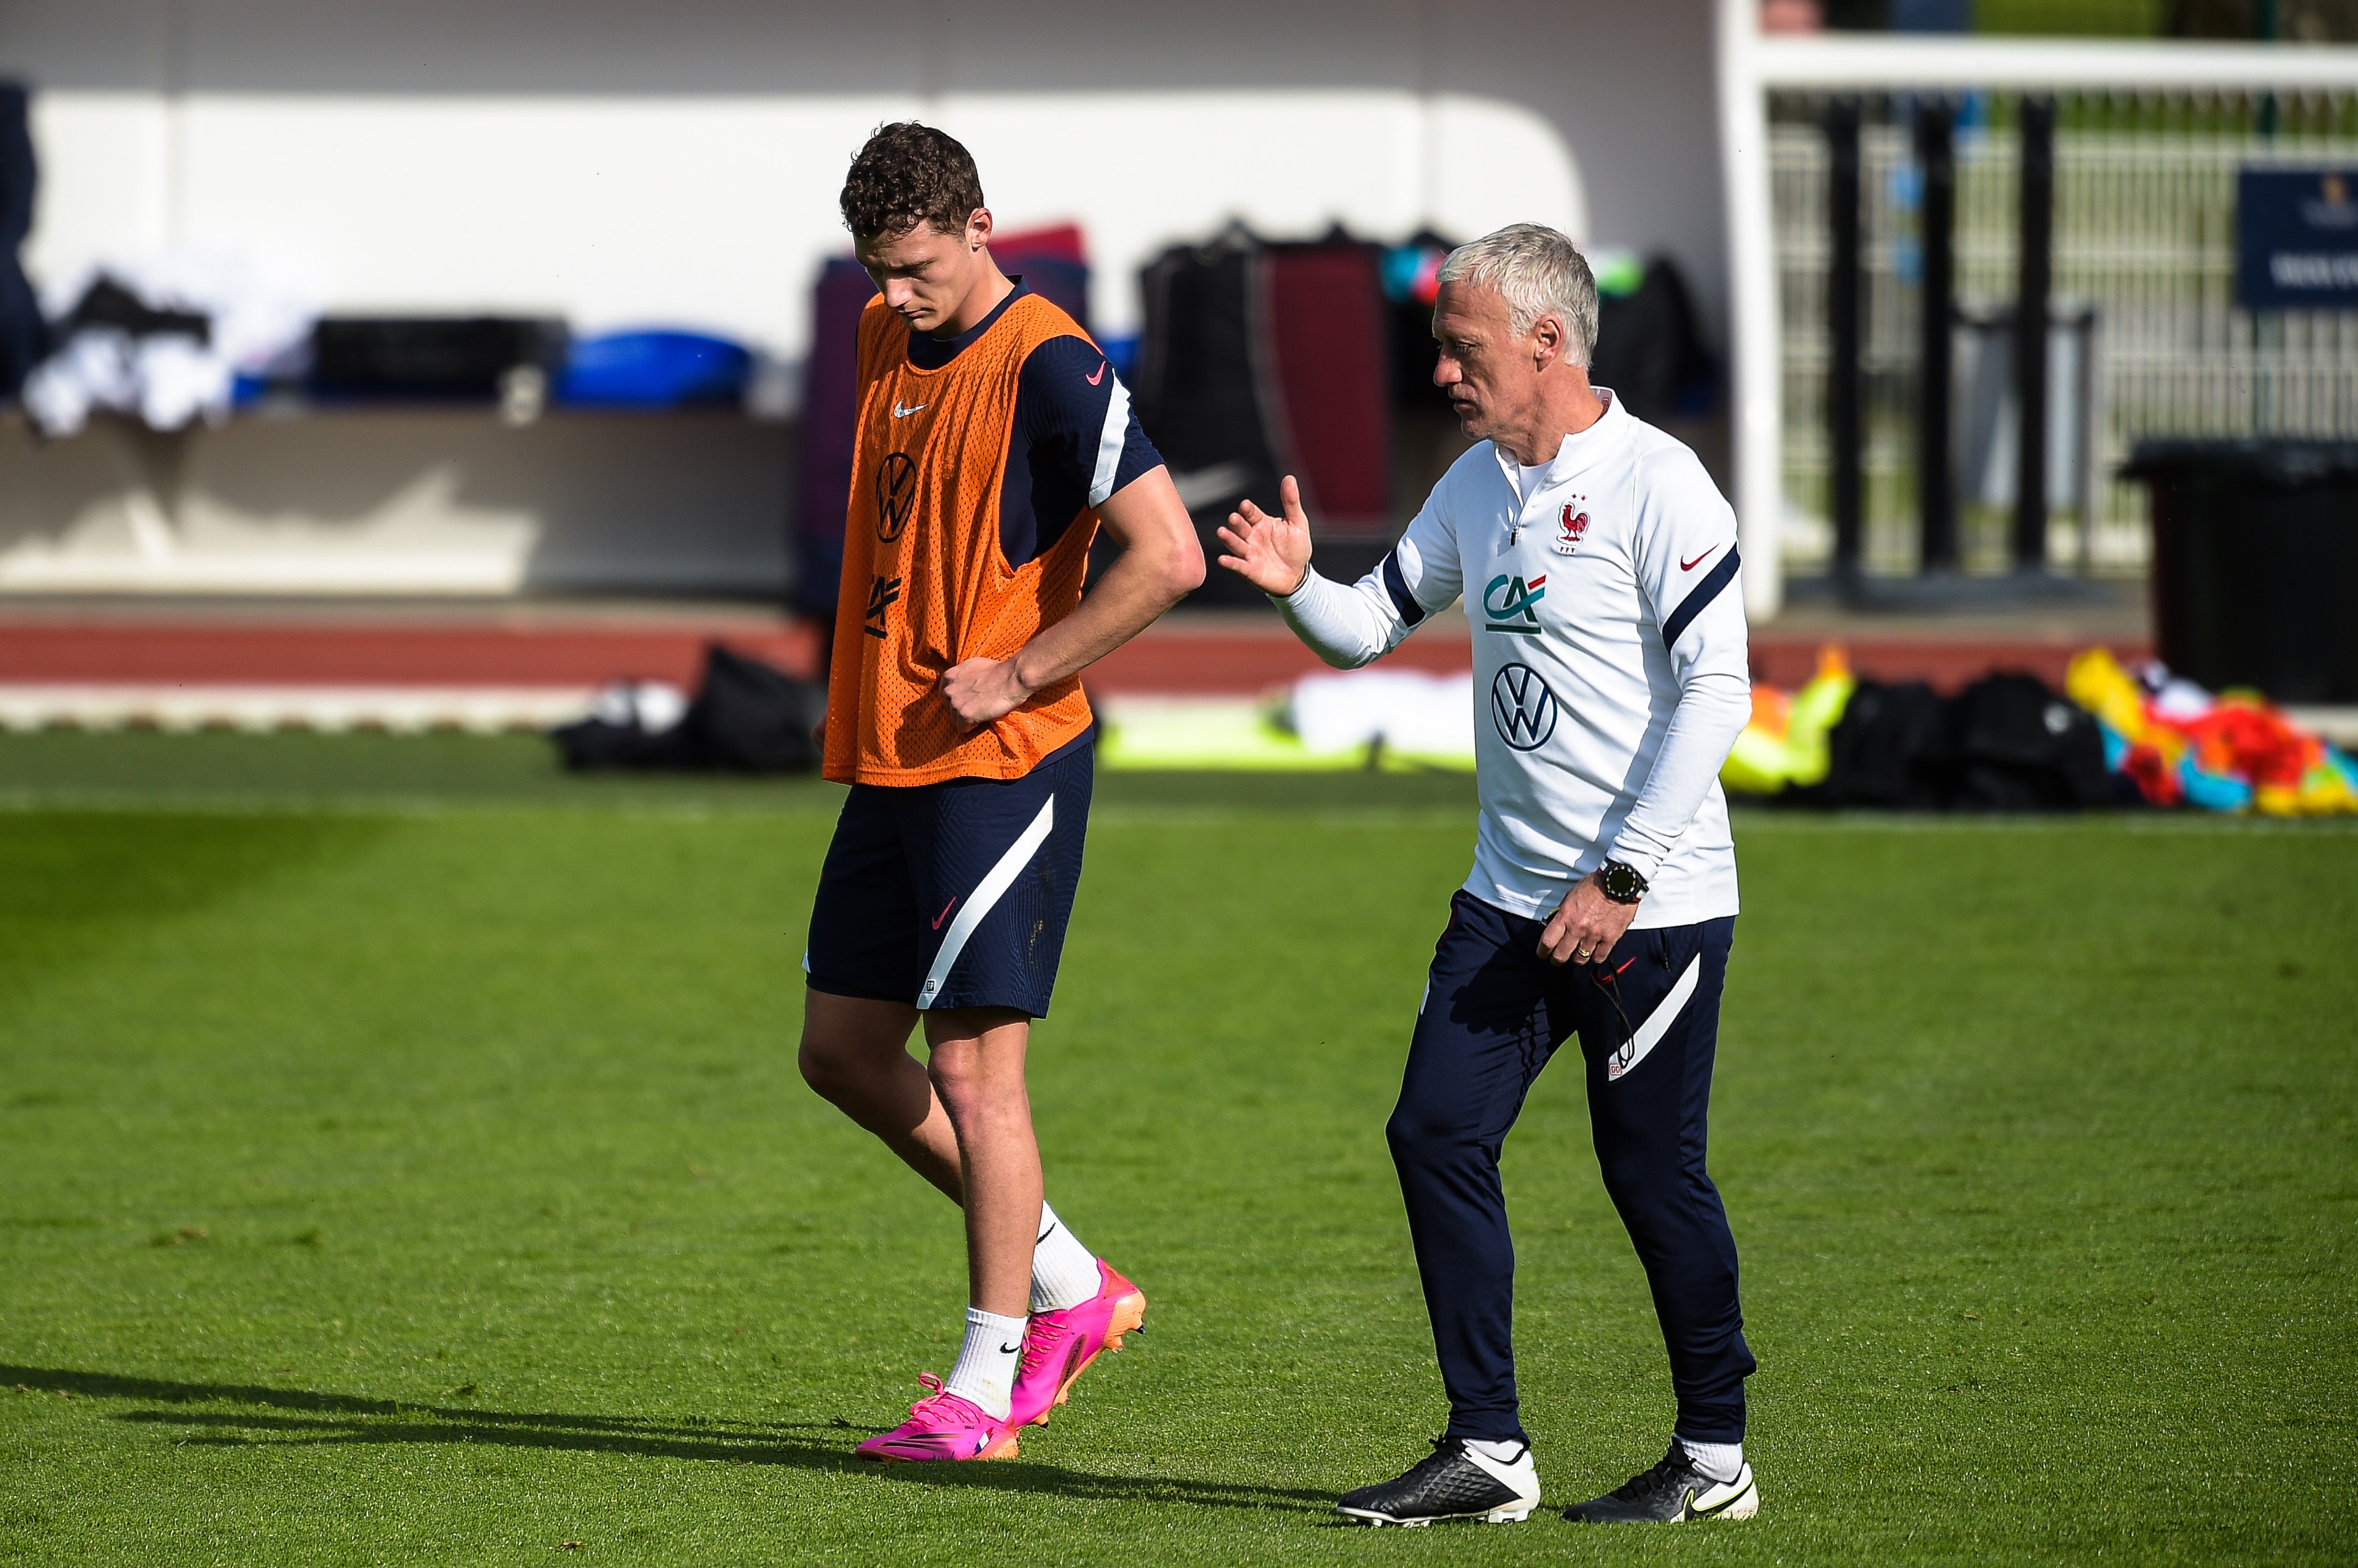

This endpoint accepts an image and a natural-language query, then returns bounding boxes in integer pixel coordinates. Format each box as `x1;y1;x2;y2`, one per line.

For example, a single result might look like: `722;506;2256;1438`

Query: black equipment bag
311;316;569;397
1944;672;2112;810
690;643;825;774
1133;228;1285;530
1133;225;1402;602
1792;672;2114;811
551;696;700;772
1132;227;1296;605
1590;257;1705;426
553;643;823;775
1811;679;1949;808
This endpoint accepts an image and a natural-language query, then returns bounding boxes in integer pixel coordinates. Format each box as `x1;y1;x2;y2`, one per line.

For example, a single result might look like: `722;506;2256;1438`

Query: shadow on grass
2;1365;1331;1515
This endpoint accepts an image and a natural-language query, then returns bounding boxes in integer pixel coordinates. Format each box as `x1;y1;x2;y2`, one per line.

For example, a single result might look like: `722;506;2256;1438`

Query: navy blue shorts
804;739;1092;1017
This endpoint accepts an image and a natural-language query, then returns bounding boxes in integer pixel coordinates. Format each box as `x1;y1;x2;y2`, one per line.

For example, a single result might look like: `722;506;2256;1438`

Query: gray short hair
1437;223;1598;367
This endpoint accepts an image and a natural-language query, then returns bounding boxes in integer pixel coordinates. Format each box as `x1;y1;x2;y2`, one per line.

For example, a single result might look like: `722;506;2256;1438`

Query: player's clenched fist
1215;473;1315;596
939;654;1032;730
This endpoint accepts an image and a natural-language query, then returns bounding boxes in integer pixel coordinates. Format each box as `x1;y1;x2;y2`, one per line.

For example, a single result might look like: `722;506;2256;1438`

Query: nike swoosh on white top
892;401;927;418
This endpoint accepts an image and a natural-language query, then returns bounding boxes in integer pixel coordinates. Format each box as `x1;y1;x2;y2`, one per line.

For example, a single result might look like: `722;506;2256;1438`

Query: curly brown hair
839;123;986;240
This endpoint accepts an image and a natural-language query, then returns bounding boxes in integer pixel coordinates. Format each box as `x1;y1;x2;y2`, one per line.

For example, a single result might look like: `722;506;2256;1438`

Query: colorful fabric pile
2064;649;2358;815
1721;645;2357;815
1719;646;1854;796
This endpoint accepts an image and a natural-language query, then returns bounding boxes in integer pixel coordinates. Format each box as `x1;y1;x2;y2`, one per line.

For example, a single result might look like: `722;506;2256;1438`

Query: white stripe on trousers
915;796;1056;1010
1605;953;1701;1083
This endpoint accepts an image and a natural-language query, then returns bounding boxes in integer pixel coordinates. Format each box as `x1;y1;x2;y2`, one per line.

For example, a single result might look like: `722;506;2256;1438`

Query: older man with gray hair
1218;223;1758;1528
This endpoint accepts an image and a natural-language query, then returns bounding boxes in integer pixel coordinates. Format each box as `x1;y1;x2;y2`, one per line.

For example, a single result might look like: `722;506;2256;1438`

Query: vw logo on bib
1490;663;1557;751
874;452;918;542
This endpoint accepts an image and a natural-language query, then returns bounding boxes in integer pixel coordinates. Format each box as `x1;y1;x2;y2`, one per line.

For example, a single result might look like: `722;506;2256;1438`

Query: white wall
0;0;1732;598
0;0;1729;359
0;411;795;595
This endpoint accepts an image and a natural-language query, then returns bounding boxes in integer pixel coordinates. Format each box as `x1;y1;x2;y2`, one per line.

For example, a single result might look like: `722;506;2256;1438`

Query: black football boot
1334;1435;1541;1527
1562;1443;1759;1523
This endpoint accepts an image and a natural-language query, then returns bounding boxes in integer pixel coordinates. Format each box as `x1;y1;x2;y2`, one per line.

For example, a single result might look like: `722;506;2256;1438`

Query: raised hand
1214;474;1314;596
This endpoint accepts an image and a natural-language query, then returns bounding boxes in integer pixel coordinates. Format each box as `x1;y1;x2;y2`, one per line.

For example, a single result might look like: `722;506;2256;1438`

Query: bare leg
798;989;962;1202
798;990;1043;1318
924;1006;1041;1321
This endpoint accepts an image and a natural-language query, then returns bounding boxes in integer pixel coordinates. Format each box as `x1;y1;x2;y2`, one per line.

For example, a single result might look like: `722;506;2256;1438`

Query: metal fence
1772;88;2358;577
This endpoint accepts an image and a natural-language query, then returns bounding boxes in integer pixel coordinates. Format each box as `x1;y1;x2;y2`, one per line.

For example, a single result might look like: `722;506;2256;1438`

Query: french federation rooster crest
1555;501;1590;556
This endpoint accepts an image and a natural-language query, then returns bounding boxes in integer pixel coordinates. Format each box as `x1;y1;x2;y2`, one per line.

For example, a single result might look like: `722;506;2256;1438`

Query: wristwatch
1597;859;1649;905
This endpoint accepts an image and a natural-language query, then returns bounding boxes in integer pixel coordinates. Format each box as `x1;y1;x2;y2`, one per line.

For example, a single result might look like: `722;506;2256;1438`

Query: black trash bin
2123;440;2358;705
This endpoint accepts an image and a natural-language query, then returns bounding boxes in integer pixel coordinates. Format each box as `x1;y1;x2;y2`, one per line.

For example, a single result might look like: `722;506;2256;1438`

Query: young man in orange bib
796;123;1204;1462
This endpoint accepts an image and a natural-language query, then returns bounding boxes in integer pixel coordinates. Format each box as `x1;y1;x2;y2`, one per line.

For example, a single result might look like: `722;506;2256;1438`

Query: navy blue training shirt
906;282;1164;568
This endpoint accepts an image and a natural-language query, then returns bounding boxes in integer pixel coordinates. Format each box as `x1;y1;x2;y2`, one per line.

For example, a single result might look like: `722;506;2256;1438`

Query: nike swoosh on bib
892;401;927;418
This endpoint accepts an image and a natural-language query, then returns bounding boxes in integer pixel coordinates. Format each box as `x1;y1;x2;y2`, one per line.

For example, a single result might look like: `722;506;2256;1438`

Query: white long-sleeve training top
1275;390;1751;930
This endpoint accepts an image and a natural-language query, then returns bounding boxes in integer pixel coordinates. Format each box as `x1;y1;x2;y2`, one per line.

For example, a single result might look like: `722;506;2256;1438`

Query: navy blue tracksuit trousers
1387;890;1754;1446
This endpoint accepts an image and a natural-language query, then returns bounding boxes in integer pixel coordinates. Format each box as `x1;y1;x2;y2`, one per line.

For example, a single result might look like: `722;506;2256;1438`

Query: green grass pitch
1;733;2353;1564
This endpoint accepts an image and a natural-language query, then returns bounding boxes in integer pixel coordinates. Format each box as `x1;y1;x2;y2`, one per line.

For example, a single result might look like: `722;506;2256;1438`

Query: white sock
1463;1437;1529;1466
1030;1201;1102;1314
1457;1437;1540;1503
941;1307;1026;1421
1678;1435;1744;1485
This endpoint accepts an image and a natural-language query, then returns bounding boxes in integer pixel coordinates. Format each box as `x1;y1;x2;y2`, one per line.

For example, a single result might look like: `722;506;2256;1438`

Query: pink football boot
1008;1261;1148;1429
855;1374;1020;1463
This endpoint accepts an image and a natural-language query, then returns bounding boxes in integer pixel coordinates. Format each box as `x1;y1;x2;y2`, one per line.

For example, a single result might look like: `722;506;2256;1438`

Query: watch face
1602;863;1644;902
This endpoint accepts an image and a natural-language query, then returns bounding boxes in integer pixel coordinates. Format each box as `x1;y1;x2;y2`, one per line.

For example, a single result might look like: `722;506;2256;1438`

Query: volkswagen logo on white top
1490;664;1557;751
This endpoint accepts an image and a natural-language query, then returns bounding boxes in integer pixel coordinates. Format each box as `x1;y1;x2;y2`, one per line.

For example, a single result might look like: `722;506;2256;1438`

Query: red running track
0;616;2143;696
0;621;827;688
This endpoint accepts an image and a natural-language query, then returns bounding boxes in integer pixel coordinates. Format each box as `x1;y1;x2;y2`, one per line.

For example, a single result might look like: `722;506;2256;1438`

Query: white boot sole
1337;1502;1536;1527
